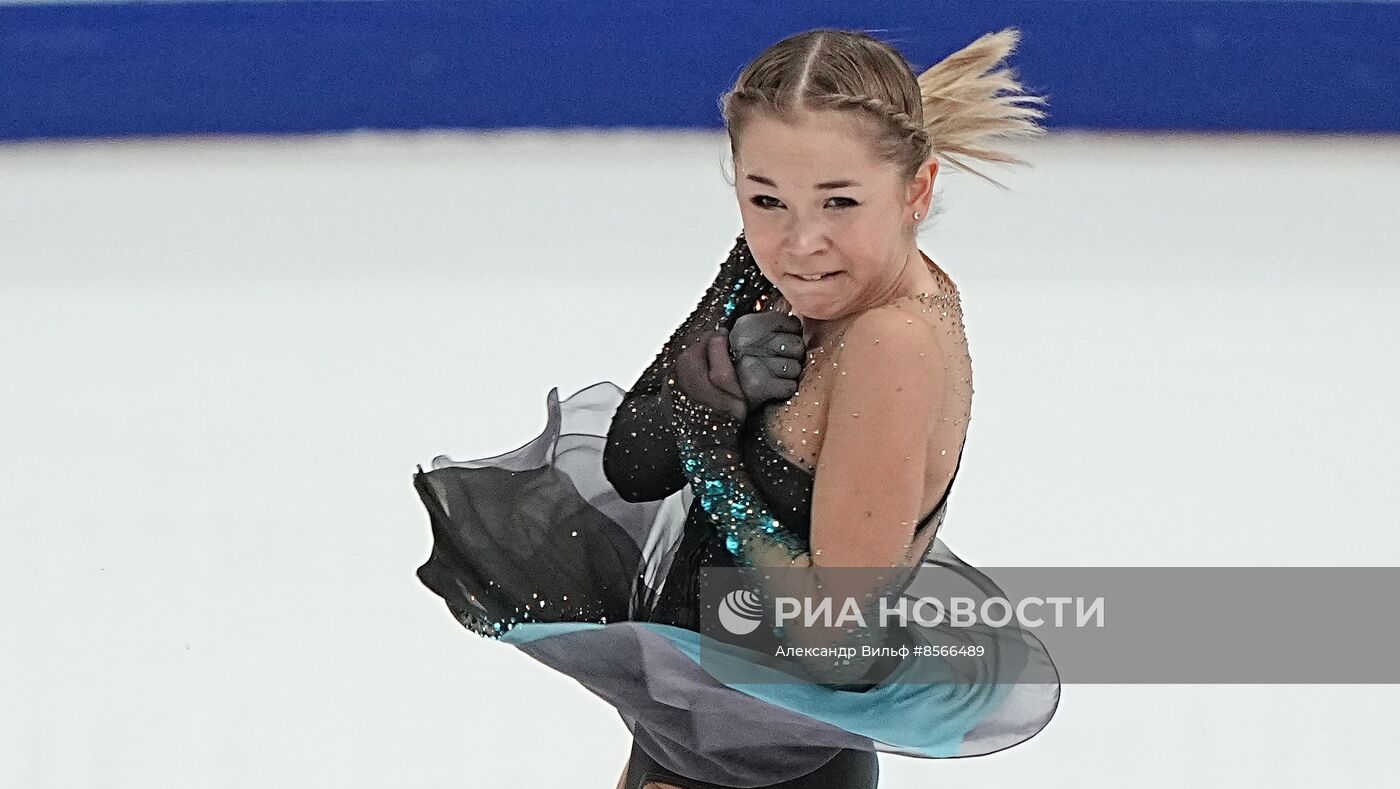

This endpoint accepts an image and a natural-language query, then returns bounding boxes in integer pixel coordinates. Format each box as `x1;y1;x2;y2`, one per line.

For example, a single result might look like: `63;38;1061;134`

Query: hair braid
722;26;1050;191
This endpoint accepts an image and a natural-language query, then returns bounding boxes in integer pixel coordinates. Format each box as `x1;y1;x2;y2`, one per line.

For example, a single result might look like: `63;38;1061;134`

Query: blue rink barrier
2;0;1397;141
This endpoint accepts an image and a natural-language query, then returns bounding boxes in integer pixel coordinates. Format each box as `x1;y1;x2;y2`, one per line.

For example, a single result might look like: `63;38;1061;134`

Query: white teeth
797;273;831;281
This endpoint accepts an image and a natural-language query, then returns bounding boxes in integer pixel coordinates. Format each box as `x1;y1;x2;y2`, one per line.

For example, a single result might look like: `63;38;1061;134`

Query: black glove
727;310;806;411
669;330;748;427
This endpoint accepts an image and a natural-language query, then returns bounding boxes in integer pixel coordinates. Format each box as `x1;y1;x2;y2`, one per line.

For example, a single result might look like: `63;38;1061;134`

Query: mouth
787;271;843;282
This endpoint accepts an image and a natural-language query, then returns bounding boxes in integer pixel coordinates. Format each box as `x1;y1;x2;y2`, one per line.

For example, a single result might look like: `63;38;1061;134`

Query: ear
904;158;938;218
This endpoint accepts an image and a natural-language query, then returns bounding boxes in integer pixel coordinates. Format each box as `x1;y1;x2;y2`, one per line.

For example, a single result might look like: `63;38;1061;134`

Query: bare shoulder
825;302;942;417
836;301;942;371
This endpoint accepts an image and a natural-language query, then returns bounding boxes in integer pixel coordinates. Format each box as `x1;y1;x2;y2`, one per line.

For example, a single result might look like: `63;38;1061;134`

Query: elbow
601;439;634;499
615;485;659;504
604;448;684;504
603;400;683;503
601;408;631;487
603;437;660;504
607;472;675;504
605;463;648;504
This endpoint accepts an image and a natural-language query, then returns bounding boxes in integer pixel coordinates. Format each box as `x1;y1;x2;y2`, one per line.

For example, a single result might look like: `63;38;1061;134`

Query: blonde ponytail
916;28;1049;188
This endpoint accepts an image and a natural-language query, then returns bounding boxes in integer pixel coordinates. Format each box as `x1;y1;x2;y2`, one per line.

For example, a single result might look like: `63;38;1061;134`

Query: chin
784;296;843;321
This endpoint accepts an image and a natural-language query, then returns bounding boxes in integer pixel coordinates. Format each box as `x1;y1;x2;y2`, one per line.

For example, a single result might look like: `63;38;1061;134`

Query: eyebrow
745;175;861;189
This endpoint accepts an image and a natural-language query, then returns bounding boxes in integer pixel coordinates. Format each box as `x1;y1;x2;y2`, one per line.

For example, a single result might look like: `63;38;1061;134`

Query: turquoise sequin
670;391;809;568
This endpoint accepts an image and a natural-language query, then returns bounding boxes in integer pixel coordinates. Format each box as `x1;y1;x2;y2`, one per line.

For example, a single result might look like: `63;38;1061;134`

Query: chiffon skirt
413;382;1060;788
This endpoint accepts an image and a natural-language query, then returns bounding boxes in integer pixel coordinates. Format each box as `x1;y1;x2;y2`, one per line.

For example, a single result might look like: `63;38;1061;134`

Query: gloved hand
669;330;748;426
666;329;748;480
728;310;806;410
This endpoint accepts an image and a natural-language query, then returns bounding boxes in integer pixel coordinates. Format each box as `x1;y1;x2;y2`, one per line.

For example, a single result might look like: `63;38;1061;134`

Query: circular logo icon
717;588;764;635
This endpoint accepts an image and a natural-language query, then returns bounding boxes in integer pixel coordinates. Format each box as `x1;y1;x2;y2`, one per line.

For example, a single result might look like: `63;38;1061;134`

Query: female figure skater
414;27;1059;789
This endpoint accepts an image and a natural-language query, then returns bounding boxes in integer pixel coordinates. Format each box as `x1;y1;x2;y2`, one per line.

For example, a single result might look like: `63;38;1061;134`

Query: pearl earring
913;211;922;220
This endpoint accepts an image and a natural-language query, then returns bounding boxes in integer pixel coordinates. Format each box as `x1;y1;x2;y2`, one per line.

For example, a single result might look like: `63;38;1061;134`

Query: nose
783;211;829;257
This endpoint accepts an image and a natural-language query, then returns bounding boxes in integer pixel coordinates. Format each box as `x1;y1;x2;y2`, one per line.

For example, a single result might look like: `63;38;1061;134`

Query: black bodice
634;403;961;631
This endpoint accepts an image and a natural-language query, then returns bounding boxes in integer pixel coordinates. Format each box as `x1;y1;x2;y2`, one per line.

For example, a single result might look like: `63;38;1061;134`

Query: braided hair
720;28;1049;198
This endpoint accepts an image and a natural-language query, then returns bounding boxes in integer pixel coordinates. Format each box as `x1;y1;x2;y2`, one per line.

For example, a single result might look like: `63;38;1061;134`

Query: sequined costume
413;233;1060;788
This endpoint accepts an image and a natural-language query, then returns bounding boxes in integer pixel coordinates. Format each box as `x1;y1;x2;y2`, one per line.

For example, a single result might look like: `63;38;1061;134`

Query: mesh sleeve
602;233;776;503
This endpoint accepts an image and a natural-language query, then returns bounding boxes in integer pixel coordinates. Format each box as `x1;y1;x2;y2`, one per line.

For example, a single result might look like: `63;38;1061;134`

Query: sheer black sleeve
602;233;776;503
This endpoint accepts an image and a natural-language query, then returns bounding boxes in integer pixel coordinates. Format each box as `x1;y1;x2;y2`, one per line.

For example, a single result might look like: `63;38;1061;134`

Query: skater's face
733;109;933;321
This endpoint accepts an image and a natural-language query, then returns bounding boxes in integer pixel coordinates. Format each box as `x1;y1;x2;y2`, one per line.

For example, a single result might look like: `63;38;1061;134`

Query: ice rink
2;130;1398;786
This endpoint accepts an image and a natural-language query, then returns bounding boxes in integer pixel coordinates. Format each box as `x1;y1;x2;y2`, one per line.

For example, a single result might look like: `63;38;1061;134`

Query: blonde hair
721;27;1049;194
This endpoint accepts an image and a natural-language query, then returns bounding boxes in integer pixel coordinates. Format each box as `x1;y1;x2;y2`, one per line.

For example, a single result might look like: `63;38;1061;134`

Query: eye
748;195;859;210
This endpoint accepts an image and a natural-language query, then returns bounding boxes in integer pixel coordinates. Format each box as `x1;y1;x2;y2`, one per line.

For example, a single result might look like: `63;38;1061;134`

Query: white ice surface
1;129;1397;787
